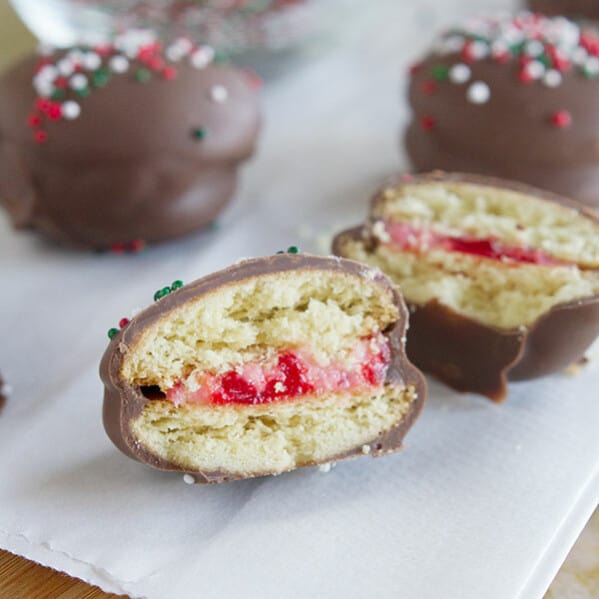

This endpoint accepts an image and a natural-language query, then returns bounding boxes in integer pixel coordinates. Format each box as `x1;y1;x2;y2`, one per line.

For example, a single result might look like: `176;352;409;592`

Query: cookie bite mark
100;254;426;482
333;172;599;400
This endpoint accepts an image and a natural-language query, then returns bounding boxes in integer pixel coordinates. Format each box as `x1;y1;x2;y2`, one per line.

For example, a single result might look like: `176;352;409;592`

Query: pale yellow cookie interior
375;182;599;268
133;386;417;476
121;265;418;477
338;182;599;330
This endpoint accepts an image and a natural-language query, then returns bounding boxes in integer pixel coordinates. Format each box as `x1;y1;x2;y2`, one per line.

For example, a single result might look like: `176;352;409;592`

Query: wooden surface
0;549;126;599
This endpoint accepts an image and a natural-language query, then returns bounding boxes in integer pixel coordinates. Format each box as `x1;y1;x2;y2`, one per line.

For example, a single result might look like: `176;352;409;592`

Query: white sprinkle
183;474;195;485
210;85;228;103
190;45;215;69
543;69;562;87
525;60;545;80
61;100;81;120
57;58;75;77
361;445;371;455
470;40;489;60
33;79;53;97
372;220;391;243
525;39;544;57
518;325;527;333
70;73;88;90
83;52;101;71
572;46;588;65
466;81;490;104
166;46;184;62
109;55;129;73
318;463;332;473
449;63;471;84
37;65;58;81
584;56;599;76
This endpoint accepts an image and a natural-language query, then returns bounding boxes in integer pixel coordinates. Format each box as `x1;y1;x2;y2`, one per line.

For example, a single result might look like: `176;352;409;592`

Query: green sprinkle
583;66;598;78
538;54;552;68
191;127;206;140
287;246;300;254
171;280;183;290
51;89;65;100
108;327;119;339
92;68;110;87
135;68;151;83
75;87;90;98
431;65;449;81
275;250;285;254
154;286;171;301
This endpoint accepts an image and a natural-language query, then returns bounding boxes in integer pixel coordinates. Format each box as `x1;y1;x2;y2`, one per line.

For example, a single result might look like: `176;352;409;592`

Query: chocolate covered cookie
528;1;599;20
100;253;425;483
333;172;599;401
405;12;599;209
0;32;261;250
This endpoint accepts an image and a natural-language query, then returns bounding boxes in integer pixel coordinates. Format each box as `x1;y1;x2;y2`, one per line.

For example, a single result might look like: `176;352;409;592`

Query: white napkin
2;1;598;598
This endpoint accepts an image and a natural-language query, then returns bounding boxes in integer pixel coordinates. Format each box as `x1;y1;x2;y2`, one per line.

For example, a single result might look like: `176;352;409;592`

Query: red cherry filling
384;221;569;266
165;335;390;407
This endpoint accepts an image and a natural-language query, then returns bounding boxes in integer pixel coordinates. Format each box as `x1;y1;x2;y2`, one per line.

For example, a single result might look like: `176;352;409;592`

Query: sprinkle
162;66;177;80
57;58;75;77
108;327;119;339
109;55;129;73
583;56;599;77
318;463;332;473
421;80;436;94
550;110;572;128
171;280;184;290
466;81;491;104
47;103;62;120
135;68;151;83
191;127;206;140
524;60;545;80
61;101;81;120
154;286;172;301
118;317;130;329
82;52;101;70
448;63;471;84
525;40;544;57
183;474;195;484
33;130;48;143
210;85;228;103
431;65;449;81
129;239;145;253
92;68;110;87
287;246;300;254
190;45;215;69
543;69;562;87
27;113;41;127
419;115;436;131
361;445;371;454
70;73;88;90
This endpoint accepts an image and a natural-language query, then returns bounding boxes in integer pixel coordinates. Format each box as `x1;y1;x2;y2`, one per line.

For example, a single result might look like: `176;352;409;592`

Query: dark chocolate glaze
100;254;426;483
332;171;599;401
405;41;599;208
0;52;260;249
529;0;599;19
0;372;6;414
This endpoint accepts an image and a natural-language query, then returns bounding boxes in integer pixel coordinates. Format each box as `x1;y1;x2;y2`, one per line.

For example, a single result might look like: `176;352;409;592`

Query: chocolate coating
0;47;260;249
100;254;426;483
405;14;599;209
332;171;599;401
529;0;599;19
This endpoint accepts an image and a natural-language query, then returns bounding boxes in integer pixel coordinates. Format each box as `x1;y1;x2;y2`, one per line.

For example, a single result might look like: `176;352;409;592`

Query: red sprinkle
54;76;69;89
47;104;62;120
162;66;177;80
421;80;437;95
550;110;572;128
118;317;130;329
129;239;145;253
518;69;534;83
33;130;47;143
27;113;42;127
110;242;126;254
419;115;436;131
